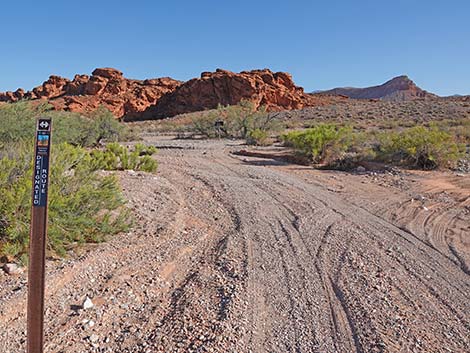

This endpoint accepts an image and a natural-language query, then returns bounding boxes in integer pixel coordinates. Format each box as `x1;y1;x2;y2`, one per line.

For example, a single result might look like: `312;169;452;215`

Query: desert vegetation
281;124;354;164
87;142;158;172
376;125;465;169
135;97;469;170
135;100;281;145
280;98;470;135
0;103;132;148
188;101;281;145
0;102;157;262
282;123;465;170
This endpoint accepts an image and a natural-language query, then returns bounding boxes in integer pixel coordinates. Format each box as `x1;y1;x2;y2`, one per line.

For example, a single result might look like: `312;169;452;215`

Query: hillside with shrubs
137;98;470;171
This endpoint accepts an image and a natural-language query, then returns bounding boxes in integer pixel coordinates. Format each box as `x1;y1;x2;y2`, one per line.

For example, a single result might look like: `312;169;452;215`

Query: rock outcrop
1;68;345;120
318;75;437;101
0;68;182;119
142;69;339;119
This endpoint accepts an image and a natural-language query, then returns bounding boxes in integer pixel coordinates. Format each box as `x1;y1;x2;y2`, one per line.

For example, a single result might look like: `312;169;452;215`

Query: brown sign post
27;118;52;353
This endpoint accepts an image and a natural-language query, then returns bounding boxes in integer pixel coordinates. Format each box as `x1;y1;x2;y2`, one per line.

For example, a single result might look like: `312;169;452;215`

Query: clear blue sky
1;0;469;96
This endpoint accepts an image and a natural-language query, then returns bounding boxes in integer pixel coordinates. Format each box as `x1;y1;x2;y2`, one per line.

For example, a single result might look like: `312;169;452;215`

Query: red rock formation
0;68;182;119
1;68;345;120
318;75;437;101
142;68;338;119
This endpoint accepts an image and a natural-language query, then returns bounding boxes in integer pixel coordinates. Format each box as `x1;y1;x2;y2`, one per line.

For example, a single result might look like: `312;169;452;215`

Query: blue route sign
32;119;51;207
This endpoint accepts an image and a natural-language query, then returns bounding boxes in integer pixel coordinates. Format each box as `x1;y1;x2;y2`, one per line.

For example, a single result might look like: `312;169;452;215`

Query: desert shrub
83;106;132;145
0;101;38;146
281;124;465;170
87;143;158;173
247;129;270;146
0;102;130;147
187;100;280;143
222;101;281;139
433;118;470;145
222;101;258;138
0;103;156;263
329;131;377;169
190;110;220;138
377;125;464;169
282;124;353;164
0;142;130;262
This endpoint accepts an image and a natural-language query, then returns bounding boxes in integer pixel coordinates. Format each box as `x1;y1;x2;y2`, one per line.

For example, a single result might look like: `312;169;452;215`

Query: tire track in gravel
137;158;251;352
183;155;324;351
1;138;468;352
198;153;390;351
203;147;469;352
206;156;330;350
220;153;467;303
255;163;469;297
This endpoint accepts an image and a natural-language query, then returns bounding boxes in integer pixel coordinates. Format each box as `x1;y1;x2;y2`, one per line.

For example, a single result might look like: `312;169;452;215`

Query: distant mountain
317;75;438;101
441;94;470;101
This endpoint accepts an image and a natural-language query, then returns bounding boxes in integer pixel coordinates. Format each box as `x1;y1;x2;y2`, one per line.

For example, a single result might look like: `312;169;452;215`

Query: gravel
0;137;468;352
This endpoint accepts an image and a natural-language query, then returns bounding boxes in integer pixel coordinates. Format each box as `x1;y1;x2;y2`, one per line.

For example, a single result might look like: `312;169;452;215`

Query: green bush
0;142;130;262
0;102;130;147
378;125;464;169
222;101;281;140
433;119;470;145
282;124;353;164
87;143;158;173
0;102;148;263
281;124;465;170
190;111;220;138
188;100;280;143
247;128;269;146
84;106;131;145
0;101;38;147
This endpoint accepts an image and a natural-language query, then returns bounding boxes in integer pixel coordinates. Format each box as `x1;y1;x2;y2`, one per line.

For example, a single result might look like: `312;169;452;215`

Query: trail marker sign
27;118;52;353
214;120;225;138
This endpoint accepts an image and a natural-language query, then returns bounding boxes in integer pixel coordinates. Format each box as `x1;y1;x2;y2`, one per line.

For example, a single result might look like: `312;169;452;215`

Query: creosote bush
0;102;144;263
0;102;130;148
377;125;464;169
247;129;270;146
282;124;465;170
0;142;131;263
282;124;353;164
87;143;158;173
189;100;280;143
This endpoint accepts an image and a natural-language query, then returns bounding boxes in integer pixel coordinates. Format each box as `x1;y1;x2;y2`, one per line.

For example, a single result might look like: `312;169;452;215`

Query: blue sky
0;0;468;96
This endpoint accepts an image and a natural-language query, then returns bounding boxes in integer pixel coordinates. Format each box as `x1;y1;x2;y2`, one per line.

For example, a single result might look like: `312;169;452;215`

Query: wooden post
27;118;52;353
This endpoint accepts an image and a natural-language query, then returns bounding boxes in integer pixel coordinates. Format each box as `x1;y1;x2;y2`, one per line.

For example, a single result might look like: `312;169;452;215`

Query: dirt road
0;137;468;352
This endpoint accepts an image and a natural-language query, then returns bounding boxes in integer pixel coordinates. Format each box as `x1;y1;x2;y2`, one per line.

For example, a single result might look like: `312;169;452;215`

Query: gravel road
0;137;468;352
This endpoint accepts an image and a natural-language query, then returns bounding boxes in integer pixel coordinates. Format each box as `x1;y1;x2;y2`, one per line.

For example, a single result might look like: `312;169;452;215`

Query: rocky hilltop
0;68;182;119
141;69;340;119
318;75;437;101
1;68;344;120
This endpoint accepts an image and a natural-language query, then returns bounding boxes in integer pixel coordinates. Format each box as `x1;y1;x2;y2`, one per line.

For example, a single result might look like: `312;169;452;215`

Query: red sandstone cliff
142;69;338;119
0;68;182;119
